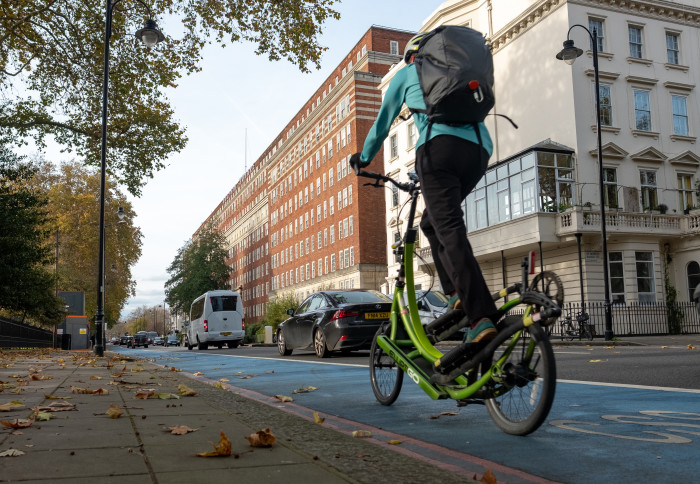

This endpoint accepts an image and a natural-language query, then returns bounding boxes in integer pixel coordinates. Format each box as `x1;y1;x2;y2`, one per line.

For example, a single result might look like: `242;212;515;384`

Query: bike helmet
403;33;425;62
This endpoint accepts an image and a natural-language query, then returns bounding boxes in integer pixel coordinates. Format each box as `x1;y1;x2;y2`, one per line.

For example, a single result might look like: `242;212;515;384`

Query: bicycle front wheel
561;321;575;341
369;325;404;405
485;324;556;436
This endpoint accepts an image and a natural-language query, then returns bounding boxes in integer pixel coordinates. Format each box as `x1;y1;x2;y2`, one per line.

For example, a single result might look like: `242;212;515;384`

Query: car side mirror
416;300;425;310
286;308;295;316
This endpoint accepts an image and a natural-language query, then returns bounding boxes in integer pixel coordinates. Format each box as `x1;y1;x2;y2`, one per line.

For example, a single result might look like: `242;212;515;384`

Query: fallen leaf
71;386;108;395
293;386;318;394
245;428;276;447
44;394;71;400
0;449;25;457
588;359;603;363
264;370;274;374
35;402;75;412
387;440;402;445
197;431;232;457
213;382;225;390
313;411;325;424
135;389;155;399
1;419;34;429
33;411;53;421
476;469;497;484
661;346;668;349
0;402;23;412
219;378;229;382
193;372;203;376
167;425;198;435
688;345;697;350
177;384;197;396
352;430;372;438
440;411;458;416
106;405;123;419
154;393;180;400
274;395;293;403
170;367;182;372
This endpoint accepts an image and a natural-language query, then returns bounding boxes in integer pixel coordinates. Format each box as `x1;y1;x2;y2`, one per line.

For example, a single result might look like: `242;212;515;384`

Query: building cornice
490;0;700;54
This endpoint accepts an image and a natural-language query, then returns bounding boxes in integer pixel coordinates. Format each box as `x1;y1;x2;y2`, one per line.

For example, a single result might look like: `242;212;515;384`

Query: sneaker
447;294;462;311
466;318;497;343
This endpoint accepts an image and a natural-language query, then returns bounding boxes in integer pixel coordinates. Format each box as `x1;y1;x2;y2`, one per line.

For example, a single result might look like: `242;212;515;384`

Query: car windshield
327;290;391;305
423;291;448;308
210;295;237;312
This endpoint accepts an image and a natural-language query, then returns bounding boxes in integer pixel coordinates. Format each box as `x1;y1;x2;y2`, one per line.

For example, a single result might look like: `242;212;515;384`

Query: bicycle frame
370;174;541;402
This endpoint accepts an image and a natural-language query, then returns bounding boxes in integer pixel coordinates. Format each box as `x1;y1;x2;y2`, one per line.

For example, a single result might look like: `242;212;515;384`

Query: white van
185;290;244;350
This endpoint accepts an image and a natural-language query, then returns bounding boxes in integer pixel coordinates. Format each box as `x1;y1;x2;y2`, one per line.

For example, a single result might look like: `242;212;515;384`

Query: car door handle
223;318;227;320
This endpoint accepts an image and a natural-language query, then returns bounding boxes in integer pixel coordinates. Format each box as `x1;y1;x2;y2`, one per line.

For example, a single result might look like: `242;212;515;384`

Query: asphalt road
111;337;700;483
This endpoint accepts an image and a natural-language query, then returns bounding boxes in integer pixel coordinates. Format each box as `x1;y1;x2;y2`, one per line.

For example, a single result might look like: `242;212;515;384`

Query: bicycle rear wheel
369;325;404;405
561;321;575;341
485;324;556;436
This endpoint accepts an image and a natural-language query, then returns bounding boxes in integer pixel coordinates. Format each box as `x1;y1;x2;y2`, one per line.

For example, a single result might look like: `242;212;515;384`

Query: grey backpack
412;25;495;125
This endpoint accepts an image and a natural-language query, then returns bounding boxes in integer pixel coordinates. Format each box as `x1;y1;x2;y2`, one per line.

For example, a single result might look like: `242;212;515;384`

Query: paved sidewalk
0;349;476;484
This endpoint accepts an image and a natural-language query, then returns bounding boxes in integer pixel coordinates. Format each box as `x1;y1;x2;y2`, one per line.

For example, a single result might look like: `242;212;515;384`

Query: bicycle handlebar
356;169;417;193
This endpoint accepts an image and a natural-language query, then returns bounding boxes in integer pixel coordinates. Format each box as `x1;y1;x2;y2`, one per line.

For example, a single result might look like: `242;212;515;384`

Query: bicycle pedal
433;342;480;374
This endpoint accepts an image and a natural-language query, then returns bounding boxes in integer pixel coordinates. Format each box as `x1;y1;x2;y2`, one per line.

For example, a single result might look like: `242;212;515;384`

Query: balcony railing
558;206;700;236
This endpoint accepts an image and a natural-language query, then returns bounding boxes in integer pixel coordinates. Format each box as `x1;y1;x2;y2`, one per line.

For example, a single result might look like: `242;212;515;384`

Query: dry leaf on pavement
244;428;276;447
313;411;325;424
196;431;232;457
1;418;34;429
71;386;109;395
44;394;71;400
193;372;203;376
170;367;182;372
0;402;23;412
387;440;402;445
274;395;293;402
177;384;197;396
0;449;25;457
154;393;180;400
352;430;372;438
135;389;155;399
166;425;198;435
105;405;123;419
475;469;498;484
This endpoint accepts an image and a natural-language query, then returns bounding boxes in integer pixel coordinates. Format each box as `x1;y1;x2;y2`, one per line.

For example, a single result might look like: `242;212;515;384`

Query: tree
30;159;142;328
0;146;65;326
165;225;231;314
257;292;300;333
0;0;340;196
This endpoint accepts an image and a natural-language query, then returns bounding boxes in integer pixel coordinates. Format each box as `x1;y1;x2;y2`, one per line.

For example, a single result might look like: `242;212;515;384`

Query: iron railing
0;317;53;348
553;301;700;337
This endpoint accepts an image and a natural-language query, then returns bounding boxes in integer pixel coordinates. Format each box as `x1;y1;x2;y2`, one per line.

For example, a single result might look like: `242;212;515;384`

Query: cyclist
350;33;499;343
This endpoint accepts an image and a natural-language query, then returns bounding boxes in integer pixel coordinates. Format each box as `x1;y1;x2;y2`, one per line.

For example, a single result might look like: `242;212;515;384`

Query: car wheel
144;344;148;348
227;341;239;349
277;330;292;356
217;344;223;349
314;329;329;358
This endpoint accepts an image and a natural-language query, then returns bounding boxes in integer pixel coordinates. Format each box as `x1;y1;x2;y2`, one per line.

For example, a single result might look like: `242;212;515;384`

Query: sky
118;1;441;318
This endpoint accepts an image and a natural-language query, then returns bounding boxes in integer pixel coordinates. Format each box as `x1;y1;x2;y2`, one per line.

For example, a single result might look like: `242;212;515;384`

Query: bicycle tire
369;325;404;405
561;321;575;341
485;324;556;436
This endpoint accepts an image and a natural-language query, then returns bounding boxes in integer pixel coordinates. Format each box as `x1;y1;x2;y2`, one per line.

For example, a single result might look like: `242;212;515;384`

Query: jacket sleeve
359;68;407;164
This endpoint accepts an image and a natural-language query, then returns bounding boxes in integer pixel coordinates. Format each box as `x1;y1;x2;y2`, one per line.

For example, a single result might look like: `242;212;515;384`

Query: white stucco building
380;0;700;334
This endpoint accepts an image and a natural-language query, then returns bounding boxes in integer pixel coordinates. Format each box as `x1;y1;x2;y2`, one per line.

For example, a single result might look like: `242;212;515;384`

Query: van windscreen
210;296;237;312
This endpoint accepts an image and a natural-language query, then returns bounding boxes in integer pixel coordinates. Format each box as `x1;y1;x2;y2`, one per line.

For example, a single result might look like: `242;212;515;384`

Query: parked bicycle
358;168;563;436
560;311;595;341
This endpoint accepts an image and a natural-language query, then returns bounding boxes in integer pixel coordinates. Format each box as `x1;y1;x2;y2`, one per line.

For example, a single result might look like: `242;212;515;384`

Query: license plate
221;332;232;336
365;312;389;319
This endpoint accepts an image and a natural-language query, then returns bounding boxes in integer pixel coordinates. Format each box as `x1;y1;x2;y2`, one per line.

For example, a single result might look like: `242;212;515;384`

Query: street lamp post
95;0;164;357
556;25;614;341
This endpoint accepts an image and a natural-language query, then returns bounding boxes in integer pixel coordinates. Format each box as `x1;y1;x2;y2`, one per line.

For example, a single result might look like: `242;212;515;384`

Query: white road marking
559;379;700;394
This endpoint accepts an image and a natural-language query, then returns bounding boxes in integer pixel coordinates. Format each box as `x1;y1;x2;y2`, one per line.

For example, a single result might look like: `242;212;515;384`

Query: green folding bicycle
357;168;564;436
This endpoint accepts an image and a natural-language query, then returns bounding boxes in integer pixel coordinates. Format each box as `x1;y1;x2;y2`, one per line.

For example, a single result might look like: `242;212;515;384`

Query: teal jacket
359;63;493;164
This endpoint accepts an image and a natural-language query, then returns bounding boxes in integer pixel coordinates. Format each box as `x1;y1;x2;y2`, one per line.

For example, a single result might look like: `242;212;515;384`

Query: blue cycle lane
117;347;700;483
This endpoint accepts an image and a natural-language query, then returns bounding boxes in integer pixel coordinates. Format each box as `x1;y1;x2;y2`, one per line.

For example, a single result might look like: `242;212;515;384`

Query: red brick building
196;26;415;323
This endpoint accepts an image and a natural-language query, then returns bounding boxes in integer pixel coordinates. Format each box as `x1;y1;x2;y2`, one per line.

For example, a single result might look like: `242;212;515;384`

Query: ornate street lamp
95;1;164;357
556;25;614;341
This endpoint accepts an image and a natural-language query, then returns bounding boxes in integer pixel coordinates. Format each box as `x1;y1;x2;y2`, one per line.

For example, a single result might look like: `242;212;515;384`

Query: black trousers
416;135;498;323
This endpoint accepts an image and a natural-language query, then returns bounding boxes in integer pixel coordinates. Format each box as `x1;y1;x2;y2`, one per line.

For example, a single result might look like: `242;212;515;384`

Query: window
599;85;613;126
330;196;334;215
324;256;328;274
390;40;399;55
687;261;700;301
330;224;335;243
640;170;658;211
608;252;626;304
633;90;651;131
678;174;694;212
537;152;573;213
588;18;605;51
671;95;689;136
666;32;680;65
329;168;334;186
407;122;417;148
603;168;619;209
635;252;656;303
390;134;398;158
393;233;401;263
628;26;643;58
391;184;399;207
331;254;336;272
